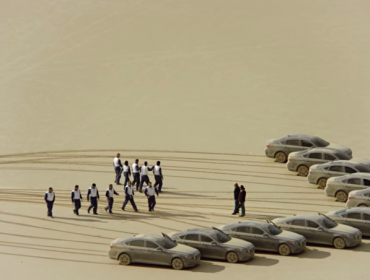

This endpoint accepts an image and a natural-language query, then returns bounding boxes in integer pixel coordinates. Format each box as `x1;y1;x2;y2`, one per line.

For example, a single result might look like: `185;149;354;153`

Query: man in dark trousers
153;161;164;192
144;182;159;212
131;159;140;190
122;181;138;212
44;187;55;218
123;160;131;187
238;185;246;217
232;183;240;215
113;153;123;185
71;185;83;216
105;184;119;214
87;183;100;214
138;161;153;192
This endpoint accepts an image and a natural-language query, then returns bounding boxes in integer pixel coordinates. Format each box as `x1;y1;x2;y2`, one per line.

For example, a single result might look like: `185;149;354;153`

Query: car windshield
322;218;337;229
214;232;231;243
268;225;282;235
157;238;176;249
312;137;329;147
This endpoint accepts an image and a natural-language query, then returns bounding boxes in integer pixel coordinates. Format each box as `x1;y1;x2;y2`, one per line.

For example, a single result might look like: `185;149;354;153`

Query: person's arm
44;193;47;202
97;190;100;199
125;187;128;196
148;166;154;171
80;192;83;200
128;167;131;176
155;187;159;196
159;167;163;179
87;189;91;201
105;190;109;198
53;194;55;203
118;159;123;168
71;192;74;203
114;190;119;195
136;165;140;172
144;188;148;197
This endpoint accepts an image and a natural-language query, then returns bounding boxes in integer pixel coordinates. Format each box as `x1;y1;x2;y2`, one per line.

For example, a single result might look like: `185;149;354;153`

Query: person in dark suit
105;184;119;214
122;181;138;212
232;183;240;215
153;161;164;192
113;153;123;185
71;185;83;216
87;183;100;214
238;185;246;217
122;160;131;187
144;182;159;212
44;187;55;218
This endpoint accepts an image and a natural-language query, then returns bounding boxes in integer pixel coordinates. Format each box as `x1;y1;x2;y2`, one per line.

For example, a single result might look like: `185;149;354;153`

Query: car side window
364;179;370;186
329;165;343;172
251;227;264;235
308;153;322;159
301;140;314;147
324;154;336;160
146;241;159;249
307;221;319;228
286;139;300;146
184;234;199;241
363;214;370;221
290;219;306;226
346;212;361;219
347;178;362;185
236;226;251;233
200;235;213;243
345;167;357;174
130;240;145;247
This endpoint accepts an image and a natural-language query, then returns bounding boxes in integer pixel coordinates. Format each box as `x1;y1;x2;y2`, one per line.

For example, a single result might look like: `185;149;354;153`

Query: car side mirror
210;241;218;245
263;233;269;237
156;247;163;251
317;227;324;231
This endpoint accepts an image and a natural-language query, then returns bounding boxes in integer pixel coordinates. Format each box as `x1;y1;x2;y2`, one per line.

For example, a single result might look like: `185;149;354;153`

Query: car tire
333;237;346;249
226;251;239;263
171;258;184;270
297;165;309;177
118;253;131;265
275;151;287;163
358;204;368;207
335;191;348;203
317;178;327;189
278;244;291;256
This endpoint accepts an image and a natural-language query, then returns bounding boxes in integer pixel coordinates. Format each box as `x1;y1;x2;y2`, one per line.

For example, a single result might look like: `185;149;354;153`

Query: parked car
308;162;370;189
286;148;352;176
326;208;370;236
265;134;352;163
325;173;370;202
272;213;361;249
346;189;370;208
108;233;200;269
167;228;255;263
216;220;306;256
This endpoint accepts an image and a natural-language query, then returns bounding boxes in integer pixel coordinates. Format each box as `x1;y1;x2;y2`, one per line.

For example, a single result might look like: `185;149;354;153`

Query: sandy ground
1;0;370;279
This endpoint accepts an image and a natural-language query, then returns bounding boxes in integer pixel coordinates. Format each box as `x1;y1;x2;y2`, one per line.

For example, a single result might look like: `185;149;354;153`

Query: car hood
276;230;305;241
330;224;361;235
224;238;254;249
168;244;199;255
327;143;352;155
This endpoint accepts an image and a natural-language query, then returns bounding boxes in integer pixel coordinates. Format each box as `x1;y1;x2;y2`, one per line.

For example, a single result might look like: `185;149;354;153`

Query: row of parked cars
265;134;370;205
109;208;370;269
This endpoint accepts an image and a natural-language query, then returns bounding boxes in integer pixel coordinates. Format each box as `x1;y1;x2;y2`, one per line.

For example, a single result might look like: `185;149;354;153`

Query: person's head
144;161;148;166
109;184;113;189
124;160;128;165
135;159;139;164
49;187;53;193
148;182;152;187
240;185;245;191
234;183;239;188
157;161;160;166
92;183;96;189
74;185;79;190
117;153;120;158
128;181;132;186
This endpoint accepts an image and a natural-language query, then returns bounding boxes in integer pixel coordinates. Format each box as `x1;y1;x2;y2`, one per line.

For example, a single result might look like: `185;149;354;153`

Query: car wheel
275;152;287;163
118;253;131;265
278;244;291;256
171;258;184;270
317;178;327;189
358;204;368;207
297;165;309;176
335;191;348;203
333;237;346;249
226;251;239;263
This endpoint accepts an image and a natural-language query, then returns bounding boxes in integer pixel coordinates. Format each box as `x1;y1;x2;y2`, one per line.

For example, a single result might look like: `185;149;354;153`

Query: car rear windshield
268;225;282;235
215;232;231;243
355;165;370;172
336;153;352;160
158;239;176;249
322;218;337;229
312;138;329;147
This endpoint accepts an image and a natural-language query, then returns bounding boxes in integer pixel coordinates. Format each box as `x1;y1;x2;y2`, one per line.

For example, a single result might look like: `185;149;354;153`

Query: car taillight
288;158;292;161
110;244;114;248
266;144;270;148
348;196;354;200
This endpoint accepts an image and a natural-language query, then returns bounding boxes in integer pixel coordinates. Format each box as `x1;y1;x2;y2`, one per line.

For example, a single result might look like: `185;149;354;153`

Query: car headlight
288;241;298;245
343;234;353;239
181;254;192;259
236;248;246;253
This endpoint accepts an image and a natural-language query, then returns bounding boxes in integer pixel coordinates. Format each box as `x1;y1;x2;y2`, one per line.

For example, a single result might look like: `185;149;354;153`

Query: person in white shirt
144;182;159;212
132;159;141;190
105;184;119;214
138;161;153;192
153;161;164;192
113;153;123;185
71;185;83;216
123;160;131;187
44;187;55;218
87;183;100;214
121;181;138;212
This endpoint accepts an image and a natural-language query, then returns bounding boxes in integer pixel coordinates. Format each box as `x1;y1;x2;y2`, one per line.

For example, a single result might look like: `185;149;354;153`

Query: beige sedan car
347;189;370;208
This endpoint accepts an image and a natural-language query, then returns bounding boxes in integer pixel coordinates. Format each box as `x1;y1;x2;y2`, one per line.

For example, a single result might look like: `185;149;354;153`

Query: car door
250;227;275;251
286;219;308;238
306;220;331;244
199;234;222;259
307;152;325;166
342;212;366;233
362;213;370;236
127;239;146;263
301;140;315;151
284;139;301;154
181;234;202;254
327;165;345;179
144;241;169;265
345;177;365;193
323;153;337;164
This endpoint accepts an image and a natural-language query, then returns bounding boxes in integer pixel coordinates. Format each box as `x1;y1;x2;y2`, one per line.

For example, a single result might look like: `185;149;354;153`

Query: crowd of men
44;153;163;218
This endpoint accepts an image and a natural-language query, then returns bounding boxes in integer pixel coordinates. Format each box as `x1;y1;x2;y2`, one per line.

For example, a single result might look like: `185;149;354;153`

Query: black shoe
104;208;107;212
87;209;90;214
121;208;125;211
231;213;237;215
73;209;76;214
93;213;98;215
135;210;138;212
239;214;245;217
109;211;113;214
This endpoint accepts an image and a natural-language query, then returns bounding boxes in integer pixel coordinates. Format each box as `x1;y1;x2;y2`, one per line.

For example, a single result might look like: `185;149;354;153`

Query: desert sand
1;0;370;279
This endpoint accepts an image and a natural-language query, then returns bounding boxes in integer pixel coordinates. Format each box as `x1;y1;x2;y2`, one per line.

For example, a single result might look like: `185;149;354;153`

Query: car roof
327;208;370;215
330;173;370;181
281;134;321;141
293;148;341;155
171;228;220;237
275;213;327;223
349;188;370;195
116;234;167;243
222;220;271;230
